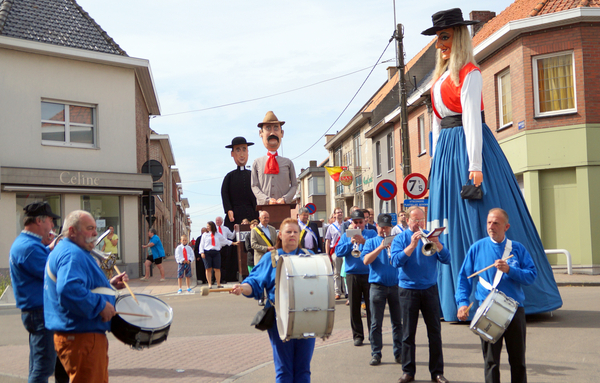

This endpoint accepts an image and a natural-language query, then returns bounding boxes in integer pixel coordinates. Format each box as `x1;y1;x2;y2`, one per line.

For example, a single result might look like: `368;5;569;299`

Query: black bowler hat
225;136;254;149
24;202;60;219
350;209;365;220
377;214;392;228
421;8;479;36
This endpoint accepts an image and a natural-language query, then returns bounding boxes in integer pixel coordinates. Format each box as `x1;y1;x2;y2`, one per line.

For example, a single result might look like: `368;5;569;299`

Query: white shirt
175;244;194;263
391;223;408;236
199;232;232;253
259;223;271;240
216;224;235;240
431;69;484;172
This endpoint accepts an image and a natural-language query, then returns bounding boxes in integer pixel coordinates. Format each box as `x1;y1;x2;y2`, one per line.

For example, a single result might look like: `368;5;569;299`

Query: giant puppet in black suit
221;137;259;230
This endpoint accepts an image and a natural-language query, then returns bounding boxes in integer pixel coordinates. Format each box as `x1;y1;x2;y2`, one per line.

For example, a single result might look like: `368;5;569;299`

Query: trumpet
419;228;437;256
351;243;361;258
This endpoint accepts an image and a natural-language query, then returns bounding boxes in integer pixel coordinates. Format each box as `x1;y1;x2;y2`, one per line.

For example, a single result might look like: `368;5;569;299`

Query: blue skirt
428;123;563;321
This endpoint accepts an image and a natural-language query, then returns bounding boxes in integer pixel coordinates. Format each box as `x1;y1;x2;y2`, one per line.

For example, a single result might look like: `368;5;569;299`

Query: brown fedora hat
421;8;479;36
257;111;285;128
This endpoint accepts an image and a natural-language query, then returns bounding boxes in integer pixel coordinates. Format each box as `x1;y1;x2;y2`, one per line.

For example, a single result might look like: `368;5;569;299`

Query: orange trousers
54;332;109;383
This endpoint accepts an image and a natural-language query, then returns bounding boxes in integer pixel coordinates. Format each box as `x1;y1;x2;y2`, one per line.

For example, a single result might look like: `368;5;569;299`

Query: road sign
305;203;316;214
376;179;398;201
403;173;428;199
390;213;398;226
404;199;428;207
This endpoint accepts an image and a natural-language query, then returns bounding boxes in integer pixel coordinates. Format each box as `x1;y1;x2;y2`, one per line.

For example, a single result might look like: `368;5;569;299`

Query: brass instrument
351;243;361;258
419;228;437;256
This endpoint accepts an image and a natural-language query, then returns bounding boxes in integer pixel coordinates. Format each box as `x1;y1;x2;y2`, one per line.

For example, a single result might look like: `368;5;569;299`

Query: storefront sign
60;171;100;186
363;176;373;185
339;170;353;186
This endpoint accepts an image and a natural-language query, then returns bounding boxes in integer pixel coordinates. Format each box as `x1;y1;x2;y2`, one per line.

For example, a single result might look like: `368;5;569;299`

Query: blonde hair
433;26;478;86
180;234;188;240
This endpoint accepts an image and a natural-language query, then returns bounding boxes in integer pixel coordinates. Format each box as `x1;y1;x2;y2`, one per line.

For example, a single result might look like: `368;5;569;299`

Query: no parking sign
305;203;317;215
376;179;397;201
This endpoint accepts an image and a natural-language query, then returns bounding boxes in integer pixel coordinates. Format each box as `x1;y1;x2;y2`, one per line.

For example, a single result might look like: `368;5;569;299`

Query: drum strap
46;263;117;296
479;239;512;291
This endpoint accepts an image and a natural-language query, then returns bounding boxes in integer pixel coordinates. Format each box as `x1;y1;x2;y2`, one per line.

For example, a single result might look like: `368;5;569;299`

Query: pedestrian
175;235;194;294
199;221;237;289
245;219;259;273
44;210;129;383
230;218;315;382
141;228;166;281
325;207;345;299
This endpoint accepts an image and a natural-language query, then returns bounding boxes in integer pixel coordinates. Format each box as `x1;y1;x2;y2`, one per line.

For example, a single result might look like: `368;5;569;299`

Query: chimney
470;11;496;37
386;66;398;81
309;160;317;167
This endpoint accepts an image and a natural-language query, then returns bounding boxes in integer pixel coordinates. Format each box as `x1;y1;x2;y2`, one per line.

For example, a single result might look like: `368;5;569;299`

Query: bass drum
111;294;173;350
275;254;335;342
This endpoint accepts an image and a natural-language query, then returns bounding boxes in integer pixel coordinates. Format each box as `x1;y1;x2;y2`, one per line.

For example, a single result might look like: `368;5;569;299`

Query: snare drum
111;294;173;350
470;289;518;344
275;254;335;342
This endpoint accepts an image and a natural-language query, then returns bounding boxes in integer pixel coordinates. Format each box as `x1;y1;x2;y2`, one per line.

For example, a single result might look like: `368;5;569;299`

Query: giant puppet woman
423;9;562;321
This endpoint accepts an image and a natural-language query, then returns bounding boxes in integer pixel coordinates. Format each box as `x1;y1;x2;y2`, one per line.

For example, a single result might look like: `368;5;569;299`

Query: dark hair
207;221;217;234
149;228;158;235
276;218;300;249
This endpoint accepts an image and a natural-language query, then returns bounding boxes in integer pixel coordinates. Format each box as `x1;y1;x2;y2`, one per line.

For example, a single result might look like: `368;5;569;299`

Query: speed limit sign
403;173;428;199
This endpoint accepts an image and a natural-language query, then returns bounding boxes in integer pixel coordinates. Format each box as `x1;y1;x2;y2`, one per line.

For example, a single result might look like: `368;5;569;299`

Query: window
334;146;342;166
376;141;382;176
353;133;362;167
81;195;122;259
387;133;394;171
418;114;426;154
336;184;344;195
308;176;325;196
497;69;512;128
41;101;96;147
533;51;576;117
355;174;363;192
16;194;62;235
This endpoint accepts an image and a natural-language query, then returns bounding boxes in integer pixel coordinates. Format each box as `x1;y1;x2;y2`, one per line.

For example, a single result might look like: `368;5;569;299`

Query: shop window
16;194;62;235
533;51;576;117
41;101;96;147
497;69;512;128
81;195;121;259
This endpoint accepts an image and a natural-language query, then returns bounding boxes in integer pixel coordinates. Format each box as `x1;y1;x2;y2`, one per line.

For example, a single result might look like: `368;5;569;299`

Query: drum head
275;257;291;338
115;294;173;329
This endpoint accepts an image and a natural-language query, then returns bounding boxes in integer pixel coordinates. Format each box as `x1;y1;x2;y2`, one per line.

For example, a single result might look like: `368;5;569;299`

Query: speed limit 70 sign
402;173;428;199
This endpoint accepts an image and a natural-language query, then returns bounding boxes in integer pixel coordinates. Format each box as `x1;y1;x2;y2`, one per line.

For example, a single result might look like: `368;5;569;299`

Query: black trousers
399;285;444;379
346;273;371;340
481;307;527;383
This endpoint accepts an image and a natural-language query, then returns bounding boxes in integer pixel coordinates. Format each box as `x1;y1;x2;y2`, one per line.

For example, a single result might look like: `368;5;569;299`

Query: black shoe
353;338;363;347
369;355;381;366
258;299;265;306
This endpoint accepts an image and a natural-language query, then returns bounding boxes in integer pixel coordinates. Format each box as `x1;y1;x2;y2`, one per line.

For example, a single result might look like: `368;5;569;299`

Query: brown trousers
54;332;109;383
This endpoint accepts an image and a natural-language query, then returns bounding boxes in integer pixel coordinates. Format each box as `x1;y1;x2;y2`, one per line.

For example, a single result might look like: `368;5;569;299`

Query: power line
291;40;394;161
155;60;394;118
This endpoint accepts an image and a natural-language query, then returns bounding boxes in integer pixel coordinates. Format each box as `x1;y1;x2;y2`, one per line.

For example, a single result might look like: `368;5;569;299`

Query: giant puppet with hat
221;136;259;230
250;111;297;205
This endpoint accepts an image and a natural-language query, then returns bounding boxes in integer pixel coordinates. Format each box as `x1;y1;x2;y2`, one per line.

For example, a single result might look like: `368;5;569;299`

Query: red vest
431;62;484;119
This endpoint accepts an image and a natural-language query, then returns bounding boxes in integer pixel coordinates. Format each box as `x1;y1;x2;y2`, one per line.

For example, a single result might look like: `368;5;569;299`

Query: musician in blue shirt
455;208;536;383
390;206;451;383
336;209;377;347
361;213;402;366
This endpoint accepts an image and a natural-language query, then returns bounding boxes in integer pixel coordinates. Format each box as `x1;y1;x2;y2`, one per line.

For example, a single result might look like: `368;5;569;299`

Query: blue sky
77;0;513;237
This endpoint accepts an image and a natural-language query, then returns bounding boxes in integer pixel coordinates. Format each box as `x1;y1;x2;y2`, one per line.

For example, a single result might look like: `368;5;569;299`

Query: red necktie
211;233;215;246
183;247;188;262
264;152;279;174
218;226;223;235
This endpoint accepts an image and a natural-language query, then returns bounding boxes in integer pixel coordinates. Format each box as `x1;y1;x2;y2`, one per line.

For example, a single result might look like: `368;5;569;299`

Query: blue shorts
203;249;221;269
177;263;192;278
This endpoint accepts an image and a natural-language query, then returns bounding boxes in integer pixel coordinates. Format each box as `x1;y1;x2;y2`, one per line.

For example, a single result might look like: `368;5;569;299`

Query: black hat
421;8;479;36
225;136;254;149
23;202;60;219
377;214;392;228
350;209;365;220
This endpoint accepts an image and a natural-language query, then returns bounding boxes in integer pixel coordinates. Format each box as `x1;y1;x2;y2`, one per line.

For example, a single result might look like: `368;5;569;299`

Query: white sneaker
187;288;194;294
177;289;182;294
159;278;166;282
140;277;149;282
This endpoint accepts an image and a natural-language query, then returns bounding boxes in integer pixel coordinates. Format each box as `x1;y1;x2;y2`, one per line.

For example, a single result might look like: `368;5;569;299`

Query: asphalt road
0;286;599;382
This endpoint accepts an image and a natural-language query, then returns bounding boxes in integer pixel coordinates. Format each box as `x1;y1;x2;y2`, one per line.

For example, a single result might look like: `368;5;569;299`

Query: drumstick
116;311;152;318
201;286;234;296
467;254;514;279
113;265;139;305
465;302;474;316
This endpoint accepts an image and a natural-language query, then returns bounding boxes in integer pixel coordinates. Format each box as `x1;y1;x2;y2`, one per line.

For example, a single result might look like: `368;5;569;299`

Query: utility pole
395;23;411;178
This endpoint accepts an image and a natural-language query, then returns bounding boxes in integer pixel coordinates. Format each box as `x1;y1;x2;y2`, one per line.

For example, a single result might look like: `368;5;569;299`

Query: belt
441;111;486;129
